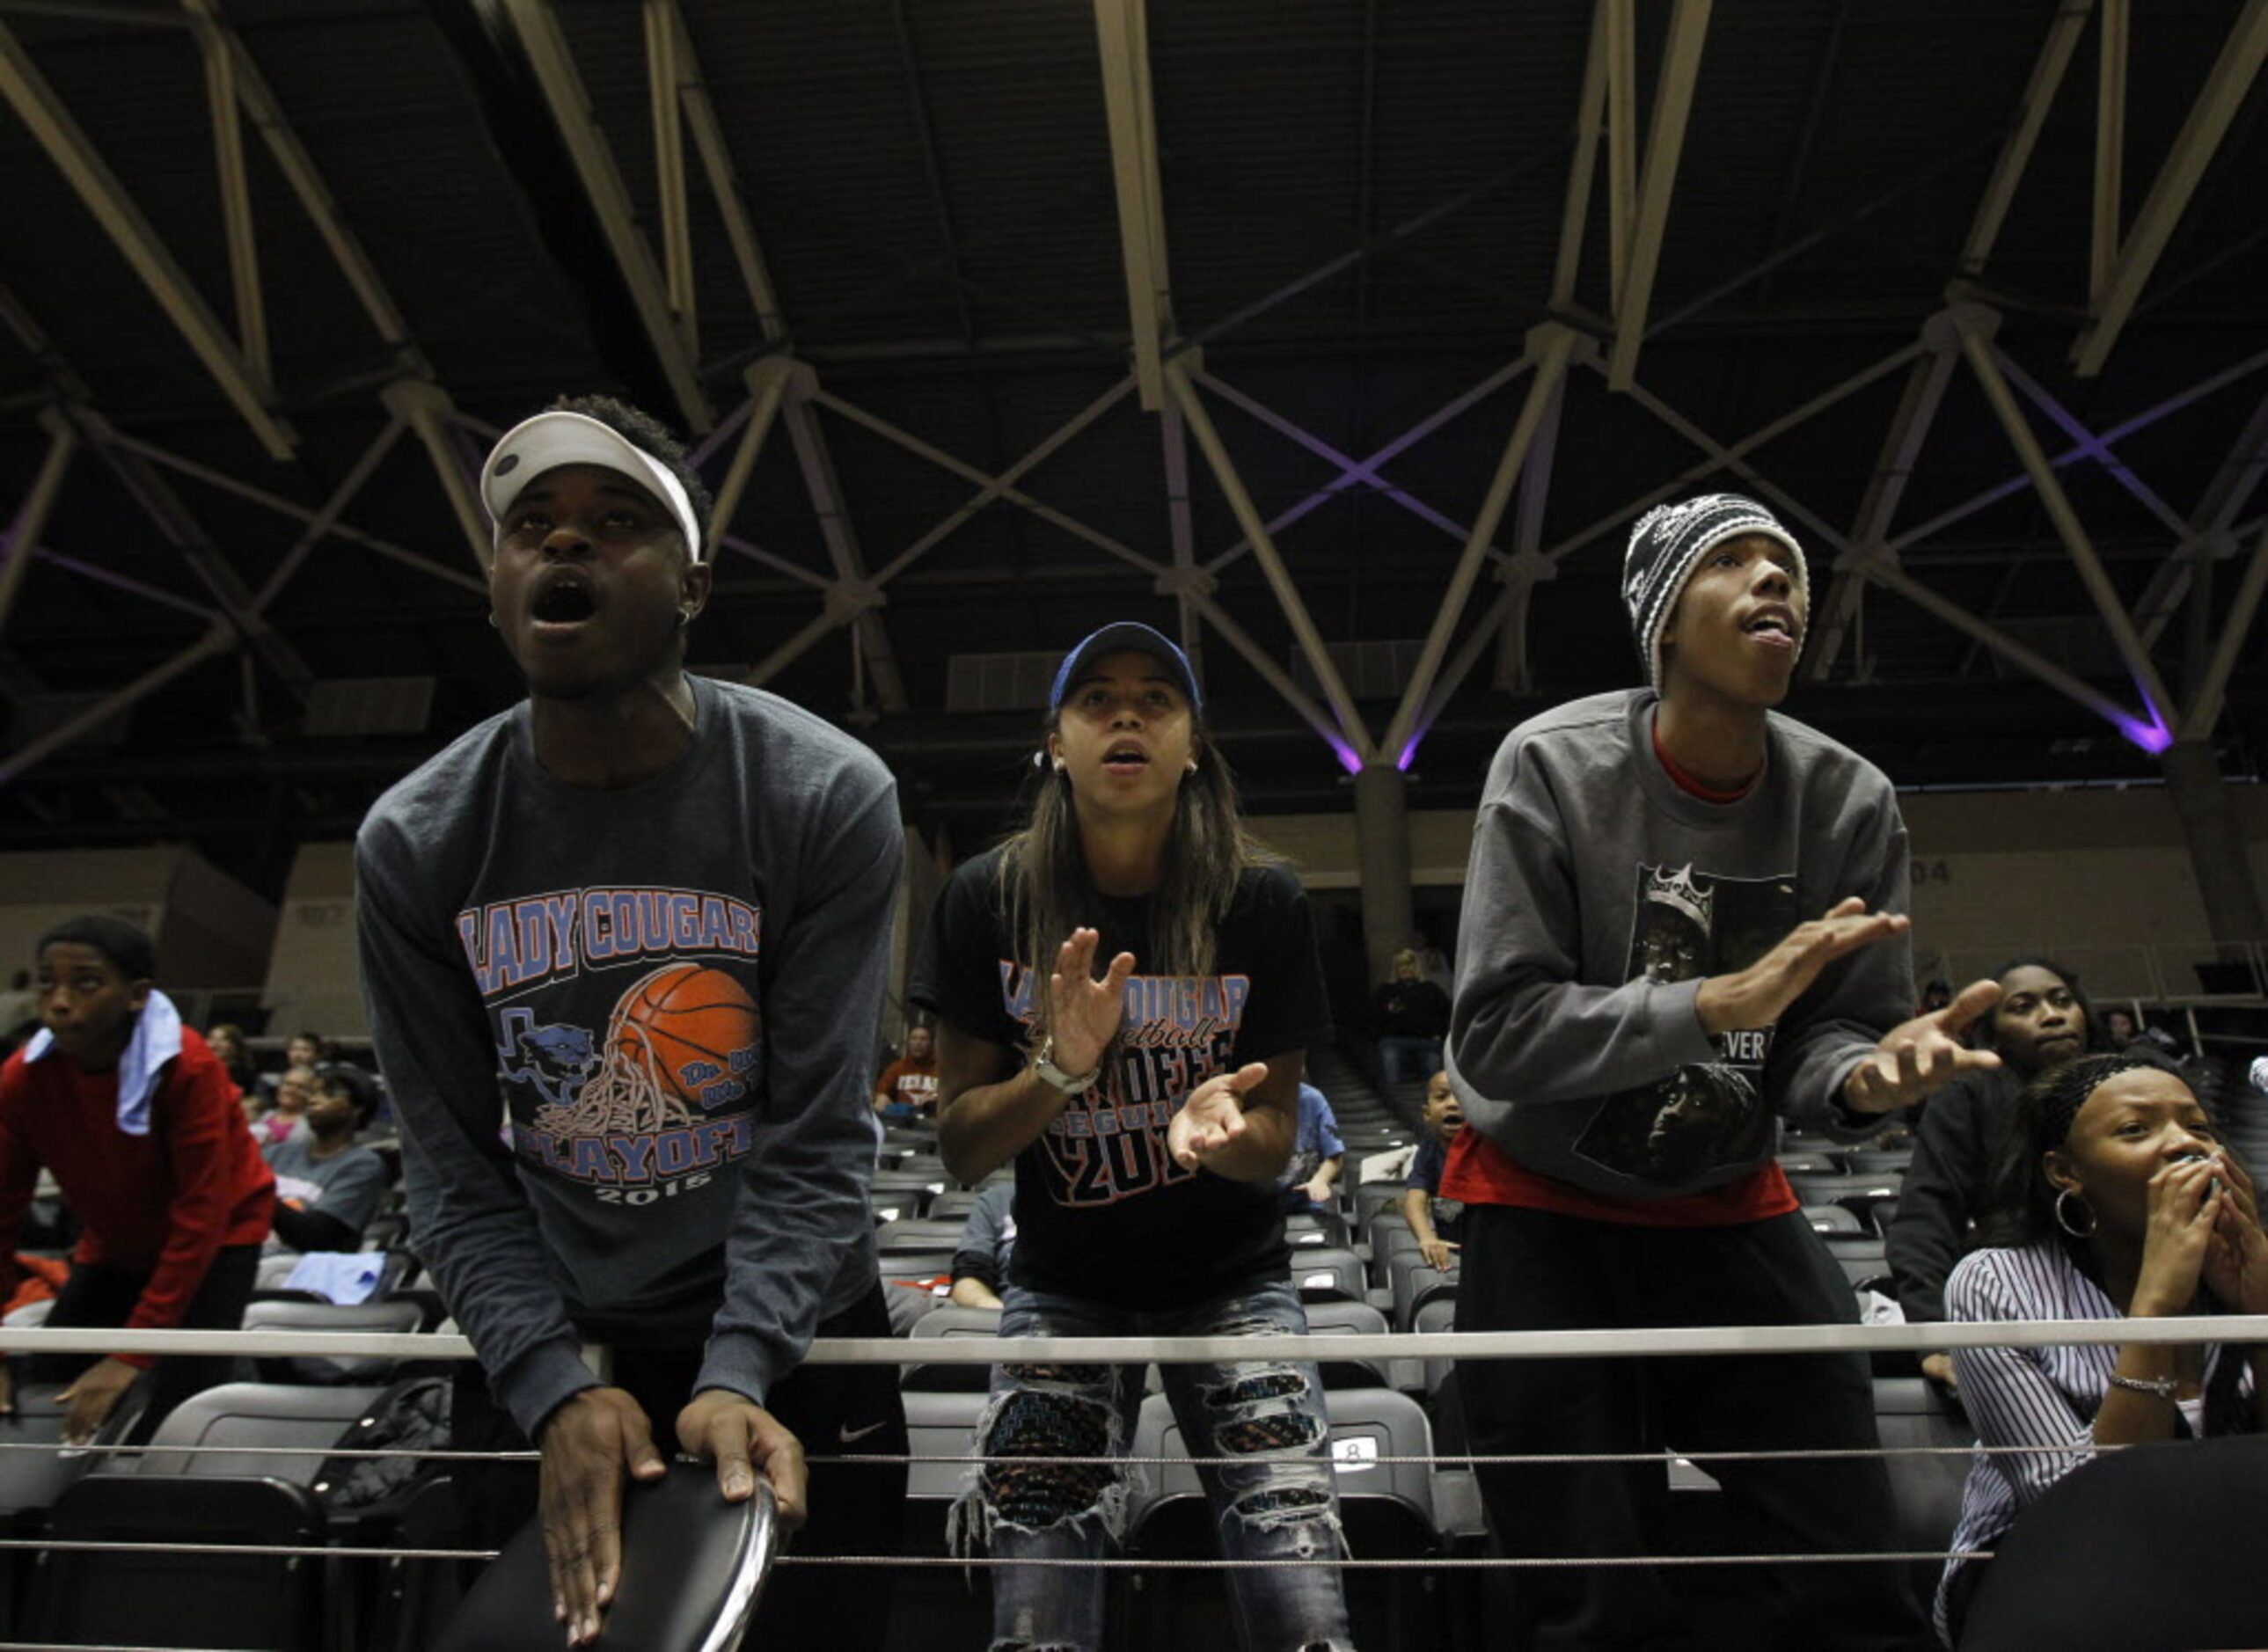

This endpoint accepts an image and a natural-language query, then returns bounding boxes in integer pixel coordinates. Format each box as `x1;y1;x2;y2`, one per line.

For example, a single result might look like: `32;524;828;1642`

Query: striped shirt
1937;1239;2250;1642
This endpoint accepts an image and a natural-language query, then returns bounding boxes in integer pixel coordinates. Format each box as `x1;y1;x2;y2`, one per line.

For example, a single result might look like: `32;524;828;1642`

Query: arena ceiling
0;0;2263;895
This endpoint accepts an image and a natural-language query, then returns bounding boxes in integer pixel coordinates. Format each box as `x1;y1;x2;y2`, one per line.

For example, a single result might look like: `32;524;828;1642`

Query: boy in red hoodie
0;917;274;1442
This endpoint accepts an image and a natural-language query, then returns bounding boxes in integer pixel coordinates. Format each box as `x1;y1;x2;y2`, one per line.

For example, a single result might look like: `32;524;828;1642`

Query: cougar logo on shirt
997;961;1252;1207
467;888;766;1198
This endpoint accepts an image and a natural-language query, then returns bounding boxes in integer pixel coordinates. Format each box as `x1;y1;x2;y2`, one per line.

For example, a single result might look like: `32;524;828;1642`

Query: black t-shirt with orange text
912;848;1332;1311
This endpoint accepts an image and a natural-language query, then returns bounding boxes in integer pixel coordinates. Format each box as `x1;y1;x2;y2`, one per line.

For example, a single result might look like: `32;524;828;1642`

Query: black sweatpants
452;1280;909;1650
29;1242;262;1442
1454;1204;1930;1652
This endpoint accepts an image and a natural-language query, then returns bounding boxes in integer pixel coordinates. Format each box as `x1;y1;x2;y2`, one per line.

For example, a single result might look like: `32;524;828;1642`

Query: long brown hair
996;707;1275;1043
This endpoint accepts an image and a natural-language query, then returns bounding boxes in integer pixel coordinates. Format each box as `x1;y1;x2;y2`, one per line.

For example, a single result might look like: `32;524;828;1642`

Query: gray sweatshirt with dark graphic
1446;690;1908;1201
356;676;898;1436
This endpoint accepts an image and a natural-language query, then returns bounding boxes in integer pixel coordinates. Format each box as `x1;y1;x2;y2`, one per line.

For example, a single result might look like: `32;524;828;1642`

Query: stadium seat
869;1171;948;1217
1370;1220;1421;1285
869;1190;920;1224
1286;1208;1350;1248
0;1378;148;1634
1387;1251;1459;1331
1414;1295;1461;1401
134;1381;389;1484
1774;1151;1843;1174
238;1297;427;1385
1802;1202;1863;1232
891;1391;993;1648
902;1304;1002;1392
436;1463;779;1652
1350;1181;1405;1232
363;1473;464;1652
1785;1171;1905;1222
1362;1198;1411;1239
1298;1298;1394;1389
1957;1436;2268;1652
899;1389;984;1554
874;1218;967;1255
1286;1246;1365;1304
926;1188;984;1221
1123;1386;1443;1650
1843;1147;1915;1177
31;1473;326;1649
1871;1375;1970;1602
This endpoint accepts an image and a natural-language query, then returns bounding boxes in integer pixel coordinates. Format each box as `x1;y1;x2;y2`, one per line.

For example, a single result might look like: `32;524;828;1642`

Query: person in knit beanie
1438;492;2001;1649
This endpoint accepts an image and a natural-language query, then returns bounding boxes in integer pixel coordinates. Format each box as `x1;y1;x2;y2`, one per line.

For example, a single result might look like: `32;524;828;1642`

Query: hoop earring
2054;1188;2097;1238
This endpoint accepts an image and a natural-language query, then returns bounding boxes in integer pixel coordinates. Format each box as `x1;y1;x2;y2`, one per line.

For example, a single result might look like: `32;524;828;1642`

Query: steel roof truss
0;22;295;458
2073;0;2268;376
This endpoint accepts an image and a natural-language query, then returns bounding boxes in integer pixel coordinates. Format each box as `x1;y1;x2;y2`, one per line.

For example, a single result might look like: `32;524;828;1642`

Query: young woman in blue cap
914;621;1353;1651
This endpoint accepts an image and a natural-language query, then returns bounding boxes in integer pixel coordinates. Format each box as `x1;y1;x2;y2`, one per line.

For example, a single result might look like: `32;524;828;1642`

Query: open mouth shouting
1741;603;1798;652
529;568;601;636
1101;740;1151;778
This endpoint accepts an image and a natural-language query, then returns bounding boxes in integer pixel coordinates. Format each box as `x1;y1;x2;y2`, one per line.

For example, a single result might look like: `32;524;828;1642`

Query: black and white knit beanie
1621;493;1810;691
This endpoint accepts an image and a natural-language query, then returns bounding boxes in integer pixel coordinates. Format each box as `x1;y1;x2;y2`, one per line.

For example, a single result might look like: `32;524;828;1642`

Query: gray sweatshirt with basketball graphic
1446;690;1909;1200
356;676;898;1436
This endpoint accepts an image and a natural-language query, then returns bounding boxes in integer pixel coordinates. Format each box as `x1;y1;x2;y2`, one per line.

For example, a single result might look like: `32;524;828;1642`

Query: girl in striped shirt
1939;1054;2268;1642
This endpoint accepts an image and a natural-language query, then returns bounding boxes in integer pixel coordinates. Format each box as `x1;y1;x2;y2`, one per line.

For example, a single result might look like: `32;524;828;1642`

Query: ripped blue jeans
952;1276;1354;1652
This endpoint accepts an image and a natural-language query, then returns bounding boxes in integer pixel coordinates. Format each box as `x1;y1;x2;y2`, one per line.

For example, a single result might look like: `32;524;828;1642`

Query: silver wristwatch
1031;1034;1100;1095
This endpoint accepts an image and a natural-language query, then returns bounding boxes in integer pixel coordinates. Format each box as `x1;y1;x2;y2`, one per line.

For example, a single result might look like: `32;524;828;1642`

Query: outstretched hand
1044;928;1136;1079
1167;1062;1269;1170
1841;978;2004;1115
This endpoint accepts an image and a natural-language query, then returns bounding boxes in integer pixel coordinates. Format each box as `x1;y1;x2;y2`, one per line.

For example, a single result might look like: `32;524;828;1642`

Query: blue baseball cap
1048;622;1202;714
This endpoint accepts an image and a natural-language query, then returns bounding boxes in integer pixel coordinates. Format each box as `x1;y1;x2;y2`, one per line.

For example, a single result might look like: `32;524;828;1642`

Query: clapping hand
1167;1062;1269;1170
2201;1151;2268;1317
1044;928;1135;1080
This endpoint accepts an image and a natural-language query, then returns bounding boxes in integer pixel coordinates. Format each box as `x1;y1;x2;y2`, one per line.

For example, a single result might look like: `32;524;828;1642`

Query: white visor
479;409;705;561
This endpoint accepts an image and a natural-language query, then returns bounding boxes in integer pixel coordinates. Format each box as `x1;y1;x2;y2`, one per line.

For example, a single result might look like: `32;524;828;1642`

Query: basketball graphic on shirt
610;963;761;1106
529;963;762;1140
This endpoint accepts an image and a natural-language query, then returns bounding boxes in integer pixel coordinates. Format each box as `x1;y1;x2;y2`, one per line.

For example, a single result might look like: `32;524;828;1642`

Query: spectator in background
1935;1055;2268;1644
255;1031;330;1107
1890;956;2123;1389
252;1065;317;1149
1403;1070;1465;1271
1372;947;1449;1088
1408;928;1453;997
265;1065;390;1255
0;917;274;1444
2102;1005;2141;1049
1278;1081;1345;1216
1918;978;1953;1016
873;1023;940;1120
947;1181;1015;1311
203;1022;257;1105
